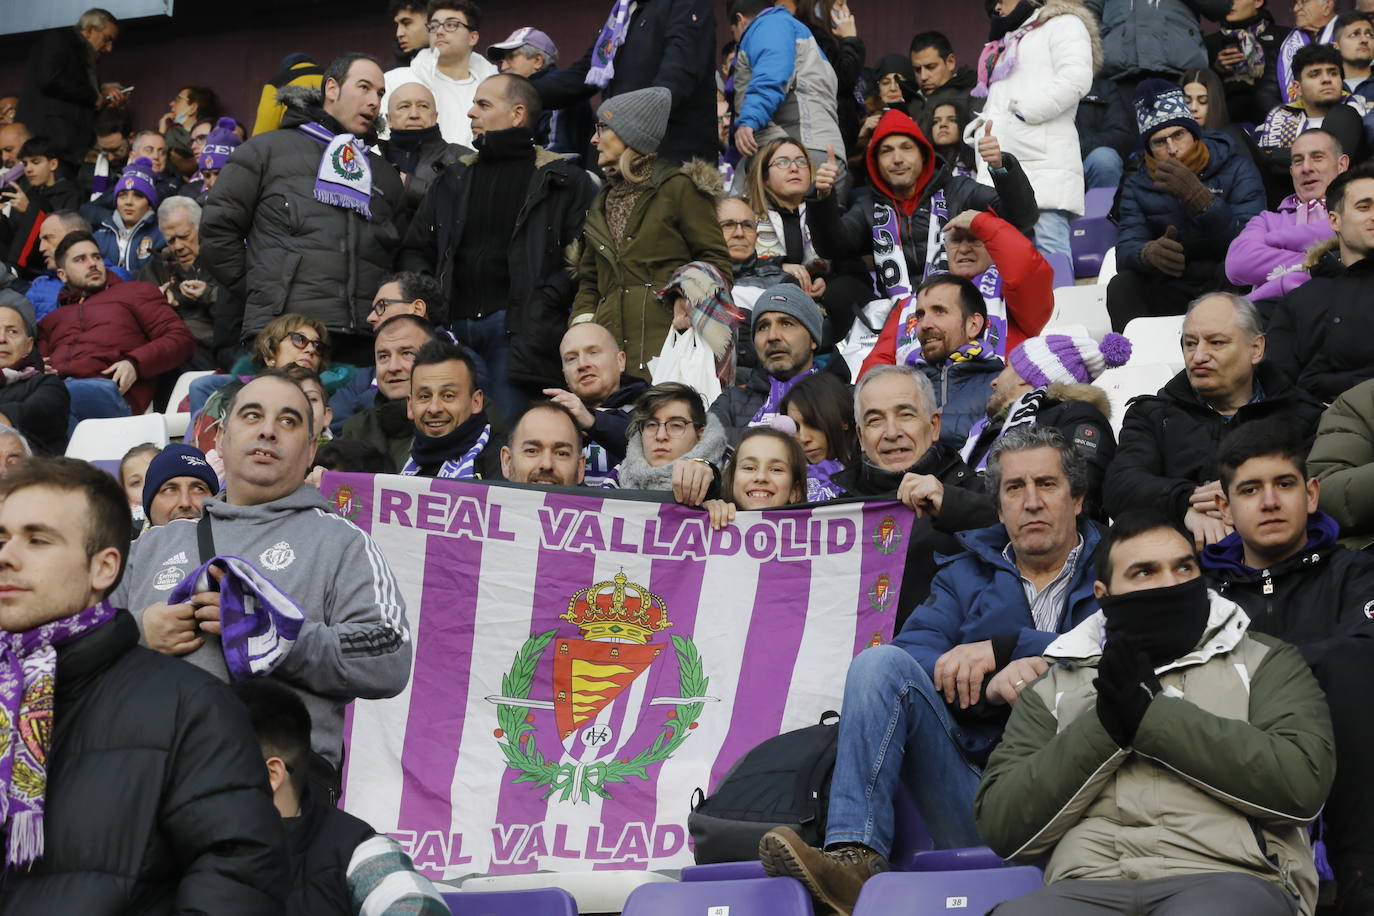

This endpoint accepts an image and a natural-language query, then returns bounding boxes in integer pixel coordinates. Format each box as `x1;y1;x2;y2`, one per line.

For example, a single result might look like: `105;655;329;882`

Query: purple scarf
298;121;373;219
0;600;117;871
586;0;634;89
751;365;819;425
167;557;305;680
971;13;1043;99
806;459;846;501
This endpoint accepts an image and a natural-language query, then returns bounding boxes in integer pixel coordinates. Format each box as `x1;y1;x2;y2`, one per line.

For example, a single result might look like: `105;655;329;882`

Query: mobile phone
120;85;135;93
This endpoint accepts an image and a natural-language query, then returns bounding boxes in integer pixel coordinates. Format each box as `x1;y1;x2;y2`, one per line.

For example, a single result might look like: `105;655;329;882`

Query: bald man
543;322;647;486
0;121;31;168
380;81;469;232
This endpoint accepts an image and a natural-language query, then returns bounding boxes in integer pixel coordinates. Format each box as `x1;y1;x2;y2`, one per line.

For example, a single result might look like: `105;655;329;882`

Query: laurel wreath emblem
495;629;708;803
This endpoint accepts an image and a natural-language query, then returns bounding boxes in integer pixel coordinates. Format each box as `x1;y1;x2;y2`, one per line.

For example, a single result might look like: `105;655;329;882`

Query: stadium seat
1071;217;1118;280
1048;285;1112;340
1097;247;1118;285
1083;186;1114;219
163;369;216;438
852;866;1045;915
65;413;169;463
1122;315;1184;370
1039;323;1090;340
681;860;767;882
906;847;1007;871
443;886;577;915
457;871;675;913
622;876;814;916
1095;363;1176;436
1046;252;1075;289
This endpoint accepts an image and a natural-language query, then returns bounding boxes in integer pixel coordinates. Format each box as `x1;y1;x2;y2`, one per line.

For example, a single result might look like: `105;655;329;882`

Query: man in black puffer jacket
0;458;286;915
400;73;595;418
829;364;995;627
200;52;405;365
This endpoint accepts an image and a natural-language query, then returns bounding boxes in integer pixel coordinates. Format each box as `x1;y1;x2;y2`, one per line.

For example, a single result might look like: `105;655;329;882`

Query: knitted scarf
972;1;1041;99
167;557;305;680
1218;15;1271;82
0;600;117;871
751;364;819;425
1144;137;1210;182
806;459;847;501
904;337;997;369
657;261;745;387
960;386;1047;472
586;0;633;89
298;121;372;219
402;412;492;479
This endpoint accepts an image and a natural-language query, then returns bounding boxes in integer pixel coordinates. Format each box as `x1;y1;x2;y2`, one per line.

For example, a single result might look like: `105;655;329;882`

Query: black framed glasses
427;18;471;32
372;297;414;316
718;219;756;232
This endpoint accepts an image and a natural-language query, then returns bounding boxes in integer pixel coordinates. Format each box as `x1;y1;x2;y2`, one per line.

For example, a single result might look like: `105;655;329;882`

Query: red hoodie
865;109;938;216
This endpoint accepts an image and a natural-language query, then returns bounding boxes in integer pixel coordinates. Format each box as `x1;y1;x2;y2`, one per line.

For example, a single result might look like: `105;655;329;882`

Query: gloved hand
1093;641;1160;748
1153;157;1214;212
1140;226;1186;278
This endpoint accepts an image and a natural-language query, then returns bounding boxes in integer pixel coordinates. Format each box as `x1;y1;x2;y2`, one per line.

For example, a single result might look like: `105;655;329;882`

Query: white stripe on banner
329;474;915;882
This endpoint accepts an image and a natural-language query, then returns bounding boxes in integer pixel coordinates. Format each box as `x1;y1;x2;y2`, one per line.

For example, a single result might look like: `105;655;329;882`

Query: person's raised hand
179;279;208;301
830;1;857;38
704;499;737;531
191;564;225;637
941;209;982;236
897;472;945;518
1140;226;1186;278
672;459;715;507
814;145;840;199
142;600;203;655
1153;157;1213;212
977;121;1003;170
541;387;597;430
1183;506;1233;550
735;124;758;157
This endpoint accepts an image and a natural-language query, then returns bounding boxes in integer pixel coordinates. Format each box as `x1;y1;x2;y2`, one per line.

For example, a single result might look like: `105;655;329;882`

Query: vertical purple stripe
706;548;814;795
395;482;488;842
852;503;915;657
485;490;602;875
337;472;385;809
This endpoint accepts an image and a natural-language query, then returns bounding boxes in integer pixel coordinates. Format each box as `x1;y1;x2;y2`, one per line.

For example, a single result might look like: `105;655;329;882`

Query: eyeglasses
372;297;413;316
285;330;327;355
718;219;756;232
427;18;471;32
768;156;810;171
640;418;698;438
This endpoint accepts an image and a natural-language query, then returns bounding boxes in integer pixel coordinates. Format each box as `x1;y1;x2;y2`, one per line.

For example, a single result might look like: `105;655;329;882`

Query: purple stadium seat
907;847;1007;871
1046;252;1075;288
443;887;578;916
1071;217;1119;279
1084;186;1115;219
622;877;814;916
681;860;768;882
852;866;1045;915
888;782;935;868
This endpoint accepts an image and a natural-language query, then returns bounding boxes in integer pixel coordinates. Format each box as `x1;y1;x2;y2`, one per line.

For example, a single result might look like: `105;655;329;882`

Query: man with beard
962;332;1130;521
339;314;439;471
500;401;586;486
141;443;218;528
200;53;404;366
978;509;1332;916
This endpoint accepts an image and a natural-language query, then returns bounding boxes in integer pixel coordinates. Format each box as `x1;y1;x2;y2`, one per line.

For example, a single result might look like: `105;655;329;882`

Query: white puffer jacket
966;0;1102;218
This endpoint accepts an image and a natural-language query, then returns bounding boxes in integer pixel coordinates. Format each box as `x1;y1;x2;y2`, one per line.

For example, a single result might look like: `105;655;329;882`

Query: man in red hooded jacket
809;108;1041;363
40;230;194;435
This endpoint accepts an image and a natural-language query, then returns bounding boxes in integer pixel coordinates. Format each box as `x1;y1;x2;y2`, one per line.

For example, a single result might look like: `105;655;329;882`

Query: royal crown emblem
562;571;670;644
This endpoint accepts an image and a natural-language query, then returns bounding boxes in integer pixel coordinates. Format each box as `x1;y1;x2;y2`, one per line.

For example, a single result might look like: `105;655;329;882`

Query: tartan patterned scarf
0;600;117;872
658;261;745;387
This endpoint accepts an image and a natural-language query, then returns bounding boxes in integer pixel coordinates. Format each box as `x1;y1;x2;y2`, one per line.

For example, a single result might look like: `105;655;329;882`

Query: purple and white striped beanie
1009;332;1132;387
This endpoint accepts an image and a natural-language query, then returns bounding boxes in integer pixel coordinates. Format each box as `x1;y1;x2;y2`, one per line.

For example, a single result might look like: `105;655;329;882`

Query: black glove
1093;642;1160;748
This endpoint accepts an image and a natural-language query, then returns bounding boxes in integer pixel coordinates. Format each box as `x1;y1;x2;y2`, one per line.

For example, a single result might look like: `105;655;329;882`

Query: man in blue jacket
760;425;1104;916
1106;79;1265;331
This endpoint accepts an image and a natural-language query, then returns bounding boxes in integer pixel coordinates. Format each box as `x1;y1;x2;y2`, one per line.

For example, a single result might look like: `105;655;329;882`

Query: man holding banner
117;372;412;782
499;401;587;487
761;425;1105;916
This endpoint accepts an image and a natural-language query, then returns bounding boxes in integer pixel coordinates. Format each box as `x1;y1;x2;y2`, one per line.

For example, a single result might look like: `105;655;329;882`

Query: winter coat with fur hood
570;158;732;380
199;85;405;341
966;0;1103;218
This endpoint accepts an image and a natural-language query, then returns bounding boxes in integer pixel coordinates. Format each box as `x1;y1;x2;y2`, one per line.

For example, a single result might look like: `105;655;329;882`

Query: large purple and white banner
325;473;914;881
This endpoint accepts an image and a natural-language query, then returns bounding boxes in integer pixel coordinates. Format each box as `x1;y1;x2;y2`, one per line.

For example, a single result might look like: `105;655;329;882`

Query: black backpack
688;711;839;864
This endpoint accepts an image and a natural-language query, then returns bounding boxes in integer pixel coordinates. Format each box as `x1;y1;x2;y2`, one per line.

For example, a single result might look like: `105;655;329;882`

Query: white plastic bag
647;327;721;407
835;298;897;379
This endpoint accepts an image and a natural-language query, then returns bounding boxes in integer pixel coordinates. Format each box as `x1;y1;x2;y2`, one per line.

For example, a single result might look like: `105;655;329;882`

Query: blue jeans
825;645;987;855
1082;146;1124;191
1033;209;1073;259
65;378;132;437
451;311;526;423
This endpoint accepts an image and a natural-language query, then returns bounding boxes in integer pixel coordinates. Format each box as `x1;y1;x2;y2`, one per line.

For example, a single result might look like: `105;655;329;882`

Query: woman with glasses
744;135;875;344
185;314;355;452
570;87;733;380
606;382;728;508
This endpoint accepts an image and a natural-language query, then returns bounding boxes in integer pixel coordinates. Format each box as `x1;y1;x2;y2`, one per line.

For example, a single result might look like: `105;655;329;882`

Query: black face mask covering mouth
989;0;1038;41
1098;576;1212;666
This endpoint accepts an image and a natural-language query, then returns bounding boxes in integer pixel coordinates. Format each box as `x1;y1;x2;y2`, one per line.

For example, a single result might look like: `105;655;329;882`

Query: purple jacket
1225;194;1334;300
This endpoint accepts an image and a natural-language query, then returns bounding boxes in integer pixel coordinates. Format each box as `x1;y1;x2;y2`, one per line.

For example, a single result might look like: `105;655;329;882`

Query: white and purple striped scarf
298;121;373;219
586;0;634;89
0;600;117;871
168;557;305;680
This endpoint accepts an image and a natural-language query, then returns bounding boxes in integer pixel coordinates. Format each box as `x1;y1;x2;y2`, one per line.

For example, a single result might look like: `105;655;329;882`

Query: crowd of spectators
5;0;1374;913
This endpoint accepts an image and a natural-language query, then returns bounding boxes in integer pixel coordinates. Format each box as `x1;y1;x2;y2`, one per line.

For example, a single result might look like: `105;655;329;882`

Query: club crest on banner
872;514;903;554
868;572;893;613
488;571;712;804
331;484;360;521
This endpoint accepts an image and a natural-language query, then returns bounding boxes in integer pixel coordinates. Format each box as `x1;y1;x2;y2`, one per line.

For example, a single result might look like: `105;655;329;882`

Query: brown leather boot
758;826;889;915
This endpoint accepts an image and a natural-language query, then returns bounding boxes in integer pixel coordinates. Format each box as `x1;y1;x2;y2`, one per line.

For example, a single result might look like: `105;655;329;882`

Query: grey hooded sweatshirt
114;484;412;768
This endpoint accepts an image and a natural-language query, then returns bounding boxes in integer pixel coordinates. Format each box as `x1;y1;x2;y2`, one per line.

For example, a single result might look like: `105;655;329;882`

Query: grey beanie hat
753;283;824;346
0;290;37;338
597;86;672;154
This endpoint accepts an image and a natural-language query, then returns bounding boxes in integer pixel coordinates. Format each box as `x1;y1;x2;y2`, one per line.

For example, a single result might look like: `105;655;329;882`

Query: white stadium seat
163;369;216;438
1122;315;1185;371
1097;246;1117;285
1049;285;1112;341
66;414;169;463
1095;363;1177;437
